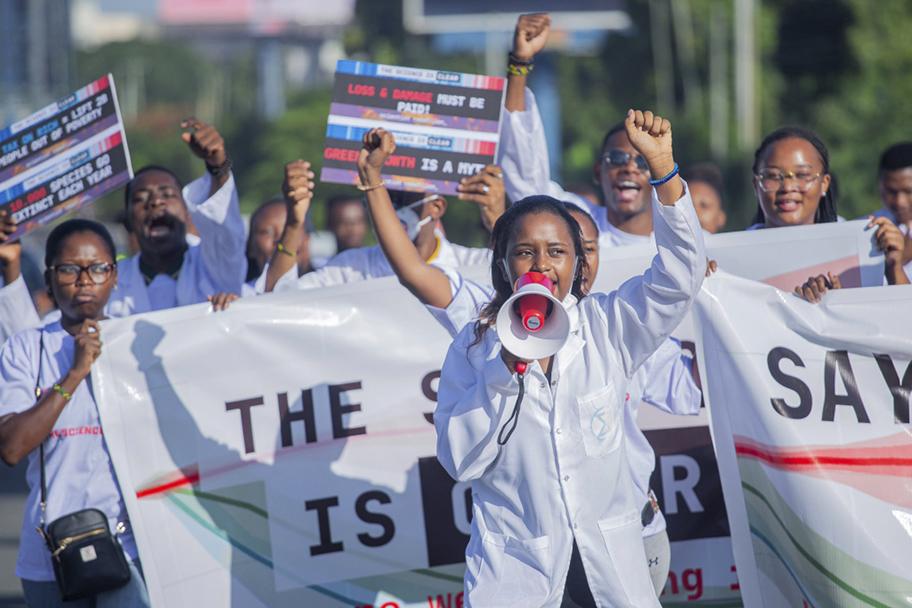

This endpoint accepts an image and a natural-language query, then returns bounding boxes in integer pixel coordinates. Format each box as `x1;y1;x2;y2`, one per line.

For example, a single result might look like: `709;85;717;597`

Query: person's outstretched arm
264;160;314;293
594;110;705;376
499;13;591;213
356;128;453;308
179;119;247;296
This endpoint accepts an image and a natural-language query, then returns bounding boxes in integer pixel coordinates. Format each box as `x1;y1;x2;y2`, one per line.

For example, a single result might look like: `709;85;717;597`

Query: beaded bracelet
276;242;296;257
53;383;72;402
648;162;679;186
356;181;385;192
507;63;534;77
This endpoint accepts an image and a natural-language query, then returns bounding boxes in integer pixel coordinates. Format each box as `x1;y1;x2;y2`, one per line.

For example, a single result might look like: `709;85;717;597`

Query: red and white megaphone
495;272;571;360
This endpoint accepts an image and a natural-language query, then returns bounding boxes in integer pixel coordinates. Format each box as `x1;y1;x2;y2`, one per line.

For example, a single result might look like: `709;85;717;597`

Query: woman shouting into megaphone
432;110;705;607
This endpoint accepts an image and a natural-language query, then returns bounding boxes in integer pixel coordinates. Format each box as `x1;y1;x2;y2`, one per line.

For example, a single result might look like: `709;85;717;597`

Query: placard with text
0;74;133;239
320;60;504;195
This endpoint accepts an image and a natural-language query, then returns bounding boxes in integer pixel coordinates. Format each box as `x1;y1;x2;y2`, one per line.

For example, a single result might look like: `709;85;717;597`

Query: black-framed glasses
755;170;822;193
50;263;115;285
601;149;650;172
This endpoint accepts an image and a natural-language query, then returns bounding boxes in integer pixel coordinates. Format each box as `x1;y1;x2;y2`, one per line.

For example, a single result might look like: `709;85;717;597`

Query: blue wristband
648;162;679;186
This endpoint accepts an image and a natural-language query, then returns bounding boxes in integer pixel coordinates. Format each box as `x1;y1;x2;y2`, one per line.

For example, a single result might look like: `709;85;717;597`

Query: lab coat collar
554;292;586;381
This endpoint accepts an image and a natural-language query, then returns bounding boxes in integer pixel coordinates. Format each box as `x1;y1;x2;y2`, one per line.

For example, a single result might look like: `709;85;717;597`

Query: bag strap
35;330;47;529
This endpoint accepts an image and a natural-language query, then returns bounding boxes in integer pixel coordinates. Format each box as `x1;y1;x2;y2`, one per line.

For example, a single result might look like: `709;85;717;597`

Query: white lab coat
431;261;701;542
435;188;704;607
0;275;40;345
106;173;246;316
268;231;470;292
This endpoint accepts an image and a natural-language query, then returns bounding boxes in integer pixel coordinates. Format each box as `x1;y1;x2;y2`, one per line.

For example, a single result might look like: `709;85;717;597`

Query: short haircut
388;189;439;210
878;142;912;174
682;162;725;203
327;194;364;216
598;122;628;157
45;219;117;267
562;202;599;235
124;165;184;210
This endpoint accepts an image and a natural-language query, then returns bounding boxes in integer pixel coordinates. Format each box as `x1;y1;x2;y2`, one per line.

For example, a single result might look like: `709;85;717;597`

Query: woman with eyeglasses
0;219;150;607
748;127;909;299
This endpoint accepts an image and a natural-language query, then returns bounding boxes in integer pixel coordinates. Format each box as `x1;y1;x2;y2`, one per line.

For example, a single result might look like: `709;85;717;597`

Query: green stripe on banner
166;493;358;606
742;482;892;608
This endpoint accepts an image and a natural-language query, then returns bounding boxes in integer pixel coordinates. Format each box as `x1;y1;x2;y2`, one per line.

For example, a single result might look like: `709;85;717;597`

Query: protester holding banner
262;159;501;293
0;213;40;344
430;108;704;606
243;195;313;296
874;142;912;277
107;117;245;316
747;127;910;301
0;219;150;607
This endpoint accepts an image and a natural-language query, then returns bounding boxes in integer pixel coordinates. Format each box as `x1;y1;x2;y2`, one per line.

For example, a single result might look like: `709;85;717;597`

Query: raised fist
180;117;228;168
357;128;396;184
624;109;675;177
282;160;315;227
513;13;551;62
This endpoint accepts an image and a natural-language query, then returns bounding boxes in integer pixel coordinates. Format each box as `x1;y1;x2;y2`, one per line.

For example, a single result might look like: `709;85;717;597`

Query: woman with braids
747;127;909;300
406;109;706;607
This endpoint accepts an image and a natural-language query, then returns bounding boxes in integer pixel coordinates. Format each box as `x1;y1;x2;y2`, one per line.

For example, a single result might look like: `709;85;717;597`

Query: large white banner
91;221;884;607
694;274;912;607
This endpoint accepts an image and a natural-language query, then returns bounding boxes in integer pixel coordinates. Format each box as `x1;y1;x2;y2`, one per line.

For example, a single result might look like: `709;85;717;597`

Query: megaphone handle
497;369;526;446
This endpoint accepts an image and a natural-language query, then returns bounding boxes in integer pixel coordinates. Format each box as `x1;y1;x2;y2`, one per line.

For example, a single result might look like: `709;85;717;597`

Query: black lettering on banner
305;497;345;556
417;457;471;567
225;397;264;454
647;426;730;541
330;381;366;438
355;491;396;548
823;350;870;423
422;370;440;424
874;354;912;424
278;390;317;446
767;346;812;419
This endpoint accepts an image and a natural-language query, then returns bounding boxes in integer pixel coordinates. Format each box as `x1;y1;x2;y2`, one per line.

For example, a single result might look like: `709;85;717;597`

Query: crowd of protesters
0;11;910;608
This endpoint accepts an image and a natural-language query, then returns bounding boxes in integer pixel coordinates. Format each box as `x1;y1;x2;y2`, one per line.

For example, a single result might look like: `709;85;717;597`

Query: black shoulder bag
33;330;132;601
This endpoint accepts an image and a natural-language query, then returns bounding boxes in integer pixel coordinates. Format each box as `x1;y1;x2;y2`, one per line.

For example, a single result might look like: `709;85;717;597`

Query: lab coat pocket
469;530;552;606
577;384;621;457
598;511;661;607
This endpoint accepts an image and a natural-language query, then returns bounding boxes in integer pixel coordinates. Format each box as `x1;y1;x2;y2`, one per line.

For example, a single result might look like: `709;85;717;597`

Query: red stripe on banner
136;470;200;499
735;444;912;469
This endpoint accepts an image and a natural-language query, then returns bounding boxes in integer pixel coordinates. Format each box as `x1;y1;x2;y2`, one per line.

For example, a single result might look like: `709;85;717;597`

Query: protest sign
694;275;912;607
320;60;504;195
92;221;883;607
0;74;132;239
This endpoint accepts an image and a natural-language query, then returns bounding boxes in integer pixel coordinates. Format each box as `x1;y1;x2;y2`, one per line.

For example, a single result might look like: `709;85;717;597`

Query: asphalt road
0;461;27;607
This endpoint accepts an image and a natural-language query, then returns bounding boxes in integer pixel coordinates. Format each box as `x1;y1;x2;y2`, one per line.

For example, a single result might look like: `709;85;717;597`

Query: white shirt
0;275;40;345
436;189;705;607
269;232;468;292
0;321;138;581
105;172;246;316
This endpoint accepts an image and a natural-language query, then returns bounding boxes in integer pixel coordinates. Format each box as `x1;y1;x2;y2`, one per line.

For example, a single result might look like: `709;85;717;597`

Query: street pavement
0;461;27;607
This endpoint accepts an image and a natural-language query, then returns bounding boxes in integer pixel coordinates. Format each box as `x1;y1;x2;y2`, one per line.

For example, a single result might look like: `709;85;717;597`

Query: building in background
0;0;74;126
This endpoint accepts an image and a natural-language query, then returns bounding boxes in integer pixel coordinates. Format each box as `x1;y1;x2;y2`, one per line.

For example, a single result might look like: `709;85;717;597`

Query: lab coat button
556;428;562;435
573;522;579;529
539;382;547;389
563;475;570;482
